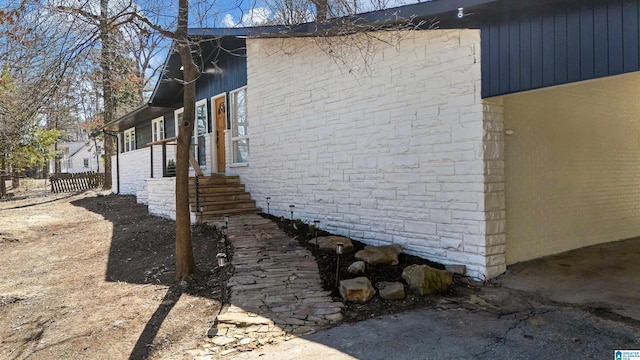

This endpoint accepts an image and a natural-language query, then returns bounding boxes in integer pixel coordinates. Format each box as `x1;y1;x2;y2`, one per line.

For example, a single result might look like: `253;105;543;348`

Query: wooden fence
50;172;105;193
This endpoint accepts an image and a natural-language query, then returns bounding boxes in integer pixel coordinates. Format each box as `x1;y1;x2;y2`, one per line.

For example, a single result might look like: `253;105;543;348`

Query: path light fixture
224;214;229;228
216;252;228;306
289;205;295;232
314;220;320;247
216;253;227;268
207;253;228;338
335;242;344;291
266;197;271;214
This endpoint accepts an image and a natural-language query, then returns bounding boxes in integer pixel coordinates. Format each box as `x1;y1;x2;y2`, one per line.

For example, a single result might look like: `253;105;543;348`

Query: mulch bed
262;214;463;322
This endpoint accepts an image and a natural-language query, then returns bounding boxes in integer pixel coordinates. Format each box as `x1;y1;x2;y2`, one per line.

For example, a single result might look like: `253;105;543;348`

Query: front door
215;96;227;172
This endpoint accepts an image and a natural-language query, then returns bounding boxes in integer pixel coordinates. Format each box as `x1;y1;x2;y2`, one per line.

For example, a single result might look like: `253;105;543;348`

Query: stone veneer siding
227;30;506;280
146;177;195;223
111;148;151;198
111;144;178;203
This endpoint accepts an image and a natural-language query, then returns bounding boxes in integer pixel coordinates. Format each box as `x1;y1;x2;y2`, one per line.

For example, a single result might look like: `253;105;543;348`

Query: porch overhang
103;104;172;133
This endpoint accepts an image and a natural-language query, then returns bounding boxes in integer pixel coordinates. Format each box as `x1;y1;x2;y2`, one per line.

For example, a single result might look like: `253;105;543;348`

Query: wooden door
214;96;227;172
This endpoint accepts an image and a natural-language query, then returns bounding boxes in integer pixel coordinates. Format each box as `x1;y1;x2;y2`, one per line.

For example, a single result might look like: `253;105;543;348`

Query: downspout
103;130;120;194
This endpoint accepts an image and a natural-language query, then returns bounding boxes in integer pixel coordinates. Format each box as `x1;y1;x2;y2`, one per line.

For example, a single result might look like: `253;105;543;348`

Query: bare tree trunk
312;0;328;21
11;168;19;189
174;0;198;281
100;0;113;190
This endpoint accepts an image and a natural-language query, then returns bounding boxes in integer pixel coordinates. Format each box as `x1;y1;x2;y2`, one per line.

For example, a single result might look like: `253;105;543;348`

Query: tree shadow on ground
70;194;230;359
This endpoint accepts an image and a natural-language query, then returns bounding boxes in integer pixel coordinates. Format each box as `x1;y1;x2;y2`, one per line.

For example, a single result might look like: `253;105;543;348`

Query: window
151;117;165;142
194;99;208;165
124;127;136;152
230;87;249;164
174;103;208;166
83;158;89;168
174;108;183;136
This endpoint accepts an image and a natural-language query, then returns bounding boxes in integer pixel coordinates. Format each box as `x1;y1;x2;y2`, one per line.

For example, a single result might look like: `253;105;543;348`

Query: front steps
188;175;260;221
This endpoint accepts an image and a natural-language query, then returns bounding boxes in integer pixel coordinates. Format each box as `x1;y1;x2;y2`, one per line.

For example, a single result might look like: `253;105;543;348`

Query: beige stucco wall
504;72;640;264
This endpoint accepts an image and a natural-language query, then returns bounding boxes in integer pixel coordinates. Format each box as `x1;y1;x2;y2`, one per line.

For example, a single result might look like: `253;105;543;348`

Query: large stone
355;244;403;265
339;277;375;303
445;264;467;275
216;313;273;327
316;236;354;254
402;265;452;295
376;281;405;300
347;261;366;275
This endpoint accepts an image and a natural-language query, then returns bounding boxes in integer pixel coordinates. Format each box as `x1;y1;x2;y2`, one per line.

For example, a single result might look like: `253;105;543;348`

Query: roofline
188;0;500;38
102;104;150;131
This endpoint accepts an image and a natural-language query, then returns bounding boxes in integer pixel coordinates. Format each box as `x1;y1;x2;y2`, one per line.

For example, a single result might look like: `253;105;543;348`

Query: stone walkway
204;214;344;357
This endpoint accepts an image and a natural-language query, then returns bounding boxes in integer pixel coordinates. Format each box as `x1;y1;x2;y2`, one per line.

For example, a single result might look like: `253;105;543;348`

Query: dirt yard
0;182;228;360
0;181;480;359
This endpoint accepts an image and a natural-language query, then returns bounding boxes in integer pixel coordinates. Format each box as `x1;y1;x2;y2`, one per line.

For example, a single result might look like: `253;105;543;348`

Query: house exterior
50;141;103;174
105;0;640;280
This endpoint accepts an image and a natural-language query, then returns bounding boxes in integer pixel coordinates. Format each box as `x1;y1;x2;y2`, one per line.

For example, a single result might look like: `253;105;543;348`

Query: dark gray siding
481;0;640;98
195;39;248;101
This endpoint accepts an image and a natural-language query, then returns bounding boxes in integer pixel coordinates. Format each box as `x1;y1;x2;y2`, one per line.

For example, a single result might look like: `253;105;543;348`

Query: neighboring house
105;0;640;280
50;141;104;174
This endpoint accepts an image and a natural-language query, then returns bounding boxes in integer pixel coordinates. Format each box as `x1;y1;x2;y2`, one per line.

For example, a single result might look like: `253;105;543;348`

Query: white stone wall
111;148;151;198
504;72;640;264
147;177;196;223
230;30;500;279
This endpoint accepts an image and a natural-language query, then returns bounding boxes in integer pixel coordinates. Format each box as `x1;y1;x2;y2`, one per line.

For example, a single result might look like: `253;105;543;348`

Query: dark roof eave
188;0;500;40
103;104;173;132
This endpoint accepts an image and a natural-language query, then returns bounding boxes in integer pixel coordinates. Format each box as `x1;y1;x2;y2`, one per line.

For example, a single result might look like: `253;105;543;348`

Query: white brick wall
147;177;196;223
229;30;501;279
111;148;151;199
504;72;640;264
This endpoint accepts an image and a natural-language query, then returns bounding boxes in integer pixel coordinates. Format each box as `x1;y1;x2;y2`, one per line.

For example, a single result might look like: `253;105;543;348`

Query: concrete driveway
495;237;640;322
227;238;640;359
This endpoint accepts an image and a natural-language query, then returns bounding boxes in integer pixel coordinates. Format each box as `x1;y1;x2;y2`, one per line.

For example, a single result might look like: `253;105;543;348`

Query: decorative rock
216;313;272;327
316;236;354;253
339;277;376;303
347;261;366;274
402;265;452;295
325;312;344;322
376;281;405;300
355;244;403;265
212;336;238;346
445;264;467;275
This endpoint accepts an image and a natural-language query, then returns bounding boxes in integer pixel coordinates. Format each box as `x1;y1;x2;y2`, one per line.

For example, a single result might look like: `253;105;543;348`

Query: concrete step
189;176;240;185
196;207;262;221
189;184;246;194
190;200;257;212
189;192;252;203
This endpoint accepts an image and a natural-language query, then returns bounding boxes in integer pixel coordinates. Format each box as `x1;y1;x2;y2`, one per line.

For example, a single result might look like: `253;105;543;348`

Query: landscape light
216;253;227;267
314;220;320;247
335;242;344;291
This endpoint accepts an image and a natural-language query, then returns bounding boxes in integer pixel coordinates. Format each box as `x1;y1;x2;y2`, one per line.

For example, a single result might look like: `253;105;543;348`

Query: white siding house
51;141;103;174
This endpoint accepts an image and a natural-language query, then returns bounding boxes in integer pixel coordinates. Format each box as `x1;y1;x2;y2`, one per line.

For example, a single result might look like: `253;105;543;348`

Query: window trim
151;116;165;142
174;108;183;137
230;86;249;164
124;127;136;153
194;99;208;166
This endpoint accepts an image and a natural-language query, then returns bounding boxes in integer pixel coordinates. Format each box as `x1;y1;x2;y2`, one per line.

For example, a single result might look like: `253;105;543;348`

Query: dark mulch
262;214;464;322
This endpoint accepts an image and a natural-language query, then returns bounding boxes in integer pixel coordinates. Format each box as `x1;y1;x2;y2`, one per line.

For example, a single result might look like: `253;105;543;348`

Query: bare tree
51;0;428;281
